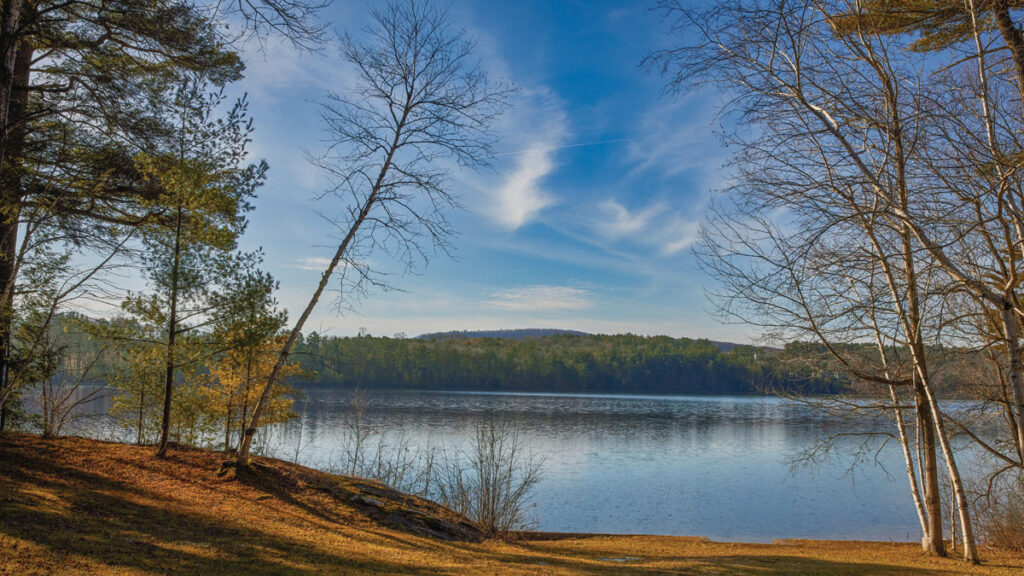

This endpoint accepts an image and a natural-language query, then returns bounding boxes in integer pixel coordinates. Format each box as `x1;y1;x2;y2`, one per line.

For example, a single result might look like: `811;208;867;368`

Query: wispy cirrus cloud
476;87;568;230
660;217;701;255
486;285;592;312
285;256;333;271
492;145;557;230
599;200;665;239
577;94;728;259
626;95;726;184
238;36;358;104
592;200;701;256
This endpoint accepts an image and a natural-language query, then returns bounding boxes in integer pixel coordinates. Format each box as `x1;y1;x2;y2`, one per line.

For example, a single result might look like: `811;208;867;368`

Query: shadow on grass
0;438;445;576
0;435;984;576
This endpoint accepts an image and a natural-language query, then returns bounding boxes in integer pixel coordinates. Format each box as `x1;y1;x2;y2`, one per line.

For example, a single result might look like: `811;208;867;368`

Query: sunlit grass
1;433;1020;575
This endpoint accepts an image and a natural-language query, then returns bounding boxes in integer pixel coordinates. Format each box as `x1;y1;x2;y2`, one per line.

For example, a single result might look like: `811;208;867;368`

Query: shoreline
2;432;1019;575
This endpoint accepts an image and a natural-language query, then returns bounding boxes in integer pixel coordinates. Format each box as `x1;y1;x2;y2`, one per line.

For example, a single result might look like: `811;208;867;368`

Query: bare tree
647;0;988;561
235;0;511;465
431;416;544;535
331;390;437;495
36;331;109;439
207;0;328;48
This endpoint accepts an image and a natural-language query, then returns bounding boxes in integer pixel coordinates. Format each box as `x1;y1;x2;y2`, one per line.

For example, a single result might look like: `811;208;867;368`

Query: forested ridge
42;314;848;395
48;314;997;398
289;331;847;394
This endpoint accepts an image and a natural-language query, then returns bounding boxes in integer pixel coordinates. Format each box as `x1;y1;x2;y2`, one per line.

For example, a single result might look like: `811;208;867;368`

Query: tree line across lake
27;314;857;398
44;315;1002;400
290;331;847;395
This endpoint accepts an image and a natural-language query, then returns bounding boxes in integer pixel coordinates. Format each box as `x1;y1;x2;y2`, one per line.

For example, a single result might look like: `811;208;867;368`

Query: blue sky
230;0;754;342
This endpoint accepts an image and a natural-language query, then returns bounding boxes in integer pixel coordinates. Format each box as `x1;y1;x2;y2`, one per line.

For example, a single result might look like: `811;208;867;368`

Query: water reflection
59;388;924;542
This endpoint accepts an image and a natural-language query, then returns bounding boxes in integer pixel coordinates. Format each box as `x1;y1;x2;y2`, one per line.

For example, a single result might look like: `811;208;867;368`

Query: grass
1;433;1021;575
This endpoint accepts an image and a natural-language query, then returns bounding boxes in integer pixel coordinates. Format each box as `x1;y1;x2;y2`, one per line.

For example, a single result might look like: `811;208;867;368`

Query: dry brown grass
1;433;1021;575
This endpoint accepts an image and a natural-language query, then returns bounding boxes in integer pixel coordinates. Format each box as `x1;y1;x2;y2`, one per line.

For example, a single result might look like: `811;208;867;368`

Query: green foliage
828;0;980;51
205;261;294;450
290;333;847;395
107;328;169;445
9;1;247;249
0;0;249;427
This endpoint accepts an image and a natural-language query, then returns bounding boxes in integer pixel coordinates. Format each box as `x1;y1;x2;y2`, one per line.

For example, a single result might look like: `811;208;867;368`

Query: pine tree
0;0;324;432
205;260;292;451
122;77;265;458
0;1;243;430
830;0;1024;101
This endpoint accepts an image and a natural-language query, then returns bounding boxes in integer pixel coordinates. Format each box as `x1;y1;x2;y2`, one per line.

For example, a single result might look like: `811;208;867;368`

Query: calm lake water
57;388;934;542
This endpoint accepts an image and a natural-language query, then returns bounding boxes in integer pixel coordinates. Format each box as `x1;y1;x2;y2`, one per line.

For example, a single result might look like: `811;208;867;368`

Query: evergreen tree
122;76;265;458
0;1;243;430
830;0;1024;101
205;259;292;451
0;0;324;433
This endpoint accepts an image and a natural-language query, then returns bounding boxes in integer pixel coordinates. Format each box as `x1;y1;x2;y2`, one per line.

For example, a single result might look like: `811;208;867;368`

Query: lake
63;389;927;543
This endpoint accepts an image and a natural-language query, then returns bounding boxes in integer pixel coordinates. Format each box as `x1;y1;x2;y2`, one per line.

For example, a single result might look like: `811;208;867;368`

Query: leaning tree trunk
235;233;355;464
237;108;408;465
887;382;931;545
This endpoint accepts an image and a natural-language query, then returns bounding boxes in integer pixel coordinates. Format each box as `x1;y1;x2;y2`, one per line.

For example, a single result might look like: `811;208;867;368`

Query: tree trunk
1000;301;1024;459
0;212;14;424
137;386;144;445
237;106;409;465
0;1;22;177
0;39;29;425
236;238;350;464
915;383;946;556
224;391;233;451
920;381;980;563
888;383;930;543
237;347;254;448
991;0;1024;109
156;203;184;458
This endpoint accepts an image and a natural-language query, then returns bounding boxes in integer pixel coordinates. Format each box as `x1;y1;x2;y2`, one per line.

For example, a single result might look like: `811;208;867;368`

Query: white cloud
400;16;571;232
486;286;592;312
285;256;333;271
492;145;557;230
590;199;702;257
599;200;665;238
661;218;701;255
468;85;568;230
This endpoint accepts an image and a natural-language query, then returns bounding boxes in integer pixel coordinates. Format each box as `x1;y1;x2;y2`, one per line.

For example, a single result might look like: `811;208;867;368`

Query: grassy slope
1;434;1021;576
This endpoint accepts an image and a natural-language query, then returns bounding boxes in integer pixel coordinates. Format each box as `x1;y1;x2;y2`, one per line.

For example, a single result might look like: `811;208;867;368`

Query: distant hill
709;340;740;352
416;328;591;340
292;331;843;395
416;329;751;352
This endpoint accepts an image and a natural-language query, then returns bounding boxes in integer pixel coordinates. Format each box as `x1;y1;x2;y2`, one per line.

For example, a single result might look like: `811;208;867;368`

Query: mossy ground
1;433;1020;575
